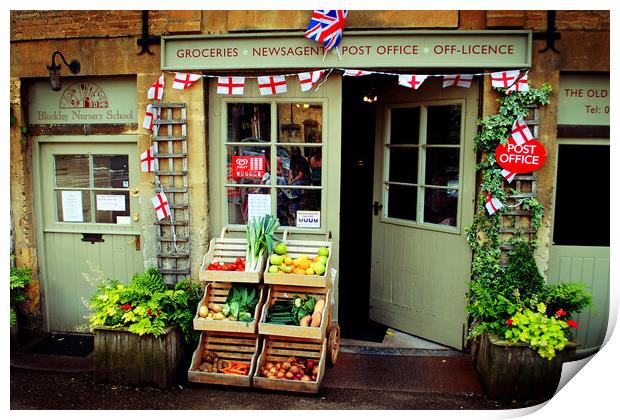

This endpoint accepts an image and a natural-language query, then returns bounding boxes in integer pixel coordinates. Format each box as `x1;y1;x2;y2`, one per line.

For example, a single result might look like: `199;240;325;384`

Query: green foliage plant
10;264;32;327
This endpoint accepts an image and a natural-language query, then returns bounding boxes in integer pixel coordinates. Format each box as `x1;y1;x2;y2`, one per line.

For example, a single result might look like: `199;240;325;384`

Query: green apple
268;265;279;273
317;256;328;265
317;247;329;257
275;243;287;255
270;254;284;265
279;264;292;273
312;262;326;276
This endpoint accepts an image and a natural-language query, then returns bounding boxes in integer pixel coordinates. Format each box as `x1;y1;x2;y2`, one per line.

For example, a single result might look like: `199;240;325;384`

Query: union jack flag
305;10;348;50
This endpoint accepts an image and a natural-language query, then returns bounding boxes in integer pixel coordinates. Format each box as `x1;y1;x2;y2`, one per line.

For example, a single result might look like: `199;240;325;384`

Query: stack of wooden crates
187;230;339;393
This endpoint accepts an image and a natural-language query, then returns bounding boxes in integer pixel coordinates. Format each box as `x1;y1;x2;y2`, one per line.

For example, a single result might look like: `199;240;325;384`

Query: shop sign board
232;156;266;179
28;77;137;125
495;138;547;173
162;31;531;70
558;74;609;126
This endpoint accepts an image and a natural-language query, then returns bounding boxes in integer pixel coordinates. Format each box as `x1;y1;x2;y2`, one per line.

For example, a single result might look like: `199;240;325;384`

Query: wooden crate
263;239;332;288
258;285;329;340
193;282;264;334
199;236;265;283
187;331;260;387
252;336;327;394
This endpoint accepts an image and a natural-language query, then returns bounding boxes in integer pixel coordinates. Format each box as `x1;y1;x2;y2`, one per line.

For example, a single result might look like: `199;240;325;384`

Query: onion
301;375;311;382
290;366;299;375
265;362;274;370
275;363;282;370
276;371;285;379
269;367;277;374
311;375;317;381
306;360;315;369
285;371;294;379
282;362;291;370
295;374;302;380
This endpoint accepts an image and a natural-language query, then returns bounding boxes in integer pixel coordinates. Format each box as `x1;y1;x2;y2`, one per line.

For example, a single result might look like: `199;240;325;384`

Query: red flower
122;303;132;311
505;319;513;325
566;319;579;329
555;309;567;317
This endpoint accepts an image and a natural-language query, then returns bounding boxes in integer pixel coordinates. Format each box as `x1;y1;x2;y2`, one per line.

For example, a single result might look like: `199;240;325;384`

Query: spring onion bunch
245;215;280;272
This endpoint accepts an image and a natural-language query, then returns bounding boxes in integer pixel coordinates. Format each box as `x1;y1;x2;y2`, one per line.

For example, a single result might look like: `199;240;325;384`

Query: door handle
127;235;141;251
372;201;383;216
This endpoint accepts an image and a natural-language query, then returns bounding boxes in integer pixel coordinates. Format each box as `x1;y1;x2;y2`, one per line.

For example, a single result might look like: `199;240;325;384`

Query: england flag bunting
216;77;245;95
343;69;373;77
140;146;158;173
142;104;160;131
511;117;534;146
147;74;165;100
443;74;474;88
506;71;529;94
490;70;520;89
485;193;504;215
172;73;201;90
501;169;517;184
152;191;171;220
298;70;325;92
258;76;287;95
398;74;428;90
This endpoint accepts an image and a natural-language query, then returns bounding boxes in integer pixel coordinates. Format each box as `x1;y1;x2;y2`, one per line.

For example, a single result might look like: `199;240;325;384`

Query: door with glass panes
39;139;143;332
369;79;478;349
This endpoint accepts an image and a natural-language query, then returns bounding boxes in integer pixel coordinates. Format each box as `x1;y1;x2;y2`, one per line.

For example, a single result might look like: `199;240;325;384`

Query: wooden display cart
199;227;266;283
193;282;264;334
188;331;260;388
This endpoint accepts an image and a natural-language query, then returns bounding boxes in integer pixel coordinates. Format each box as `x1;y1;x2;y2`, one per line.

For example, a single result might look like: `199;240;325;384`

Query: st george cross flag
151;191;170;220
216;76;245;95
442;74;474;88
501;169;517;184
511;117;534;146
298;70;324;92
142;104;160;131
490;70;520;89
147;74;165;100
305;10;348;50
140;146;158;173
172;73;201;90
258;76;287;95
485;194;504;215
343;69;373;77
398;74;429;90
506;71;529;94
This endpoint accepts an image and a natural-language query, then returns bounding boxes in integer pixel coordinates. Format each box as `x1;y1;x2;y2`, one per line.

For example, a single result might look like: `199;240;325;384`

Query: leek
245;215;280;272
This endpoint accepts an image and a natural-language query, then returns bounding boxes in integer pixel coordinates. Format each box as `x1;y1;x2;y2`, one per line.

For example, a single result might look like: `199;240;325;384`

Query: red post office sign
232;155;266;179
495;138;547;173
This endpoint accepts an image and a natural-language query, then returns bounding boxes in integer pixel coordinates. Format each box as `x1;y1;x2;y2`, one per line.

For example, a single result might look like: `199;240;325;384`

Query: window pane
277;103;323;143
553;145;609;246
94;191;130;223
389;148;418;184
425;148;460;186
390;107;420;145
226;187;274;225
227;146;271;185
387;184;417;221
227;103;271;142
424;188;458;226
93;155;129;188
276;146;322;186
55;155;89;188
427;105;461;145
56;190;91;223
276;187;321;228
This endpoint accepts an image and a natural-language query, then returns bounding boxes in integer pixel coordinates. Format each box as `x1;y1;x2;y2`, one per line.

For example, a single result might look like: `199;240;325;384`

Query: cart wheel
327;323;340;366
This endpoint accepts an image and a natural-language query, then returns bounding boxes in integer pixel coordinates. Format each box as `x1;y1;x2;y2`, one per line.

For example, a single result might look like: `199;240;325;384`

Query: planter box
94;326;183;389
475;333;577;400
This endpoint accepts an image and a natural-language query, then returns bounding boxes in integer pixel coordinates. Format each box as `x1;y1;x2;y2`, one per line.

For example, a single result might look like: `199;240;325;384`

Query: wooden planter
263;239;332;288
94;326;183;389
253;336;327;394
193;282;264;334
258;285;330;340
475;333;578;400
187;331;260;387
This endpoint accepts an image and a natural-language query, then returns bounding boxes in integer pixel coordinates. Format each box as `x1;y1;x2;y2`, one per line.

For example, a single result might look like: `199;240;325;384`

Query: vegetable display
267;296;325;328
267;244;329;276
197;284;259;323
246;215;280;272
197;351;250;376
260;356;319;381
206;258;245;271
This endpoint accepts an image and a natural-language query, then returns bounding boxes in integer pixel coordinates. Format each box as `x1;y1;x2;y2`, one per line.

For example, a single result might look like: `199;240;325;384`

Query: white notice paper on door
61;190;84;222
96;195;126;212
247;194;272;222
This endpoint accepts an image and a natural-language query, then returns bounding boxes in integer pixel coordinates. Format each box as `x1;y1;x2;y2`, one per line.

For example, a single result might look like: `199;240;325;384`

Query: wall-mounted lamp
47;50;81;91
362;88;378;104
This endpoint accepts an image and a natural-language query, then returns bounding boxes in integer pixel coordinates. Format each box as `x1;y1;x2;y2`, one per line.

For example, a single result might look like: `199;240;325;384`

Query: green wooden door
548;140;610;355
369;79;478;350
38;139;144;332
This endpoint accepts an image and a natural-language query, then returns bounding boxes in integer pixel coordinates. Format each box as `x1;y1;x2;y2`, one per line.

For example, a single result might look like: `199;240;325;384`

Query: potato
199;305;209;318
213;312;226;320
310;311;322;327
299;315;312;327
207;313;214;319
208;303;223;313
313;299;325;315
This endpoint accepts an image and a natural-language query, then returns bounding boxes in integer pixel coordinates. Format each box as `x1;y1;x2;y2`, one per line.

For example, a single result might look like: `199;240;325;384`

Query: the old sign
558;74;609;126
495;138;547;173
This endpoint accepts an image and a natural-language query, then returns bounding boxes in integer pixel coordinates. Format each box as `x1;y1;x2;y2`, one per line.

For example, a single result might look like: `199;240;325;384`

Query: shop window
225;102;324;229
54;154;130;224
385;103;462;228
553;144;609;246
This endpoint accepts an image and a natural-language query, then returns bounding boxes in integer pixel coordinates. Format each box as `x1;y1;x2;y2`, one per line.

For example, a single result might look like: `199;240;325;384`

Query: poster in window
61;190;84;222
248;193;272;222
232;156;265;179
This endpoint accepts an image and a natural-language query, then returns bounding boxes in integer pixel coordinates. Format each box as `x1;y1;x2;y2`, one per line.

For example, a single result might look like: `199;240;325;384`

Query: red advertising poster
232;155;266;179
495;137;547;173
